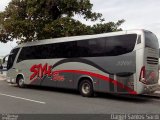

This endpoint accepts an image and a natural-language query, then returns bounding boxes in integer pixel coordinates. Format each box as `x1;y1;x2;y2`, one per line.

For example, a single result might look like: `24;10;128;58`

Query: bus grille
147;57;158;65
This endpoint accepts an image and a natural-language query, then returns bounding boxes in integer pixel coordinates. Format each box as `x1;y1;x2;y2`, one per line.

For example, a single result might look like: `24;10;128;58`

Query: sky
0;0;160;56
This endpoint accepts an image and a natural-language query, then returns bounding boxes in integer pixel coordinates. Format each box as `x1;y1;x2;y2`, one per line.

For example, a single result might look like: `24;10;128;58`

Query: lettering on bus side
30;63;65;81
116;61;133;66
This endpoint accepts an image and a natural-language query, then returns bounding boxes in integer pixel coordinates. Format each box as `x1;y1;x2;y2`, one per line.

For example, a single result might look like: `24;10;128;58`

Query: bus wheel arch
16;74;25;88
78;77;94;97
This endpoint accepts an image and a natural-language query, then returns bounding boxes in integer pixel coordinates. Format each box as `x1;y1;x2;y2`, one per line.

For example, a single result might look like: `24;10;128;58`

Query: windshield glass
145;31;159;49
7;48;20;70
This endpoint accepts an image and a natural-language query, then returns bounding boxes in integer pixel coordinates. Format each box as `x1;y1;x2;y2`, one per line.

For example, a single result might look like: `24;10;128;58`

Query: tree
0;0;124;43
91;20;125;34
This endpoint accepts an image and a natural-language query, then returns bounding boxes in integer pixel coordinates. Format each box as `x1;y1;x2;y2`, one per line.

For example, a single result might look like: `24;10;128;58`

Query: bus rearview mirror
3;58;5;63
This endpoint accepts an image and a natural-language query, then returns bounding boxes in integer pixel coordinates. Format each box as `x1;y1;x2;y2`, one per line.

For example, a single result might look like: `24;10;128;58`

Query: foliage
91;20;125;34
0;0;124;43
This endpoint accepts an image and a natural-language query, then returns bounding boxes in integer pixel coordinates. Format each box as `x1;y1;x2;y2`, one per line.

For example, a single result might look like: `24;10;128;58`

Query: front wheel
79;80;94;97
17;77;25;88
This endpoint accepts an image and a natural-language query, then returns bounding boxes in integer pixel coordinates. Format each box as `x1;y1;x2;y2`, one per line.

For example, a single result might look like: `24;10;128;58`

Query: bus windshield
145;31;159;49
7;48;19;70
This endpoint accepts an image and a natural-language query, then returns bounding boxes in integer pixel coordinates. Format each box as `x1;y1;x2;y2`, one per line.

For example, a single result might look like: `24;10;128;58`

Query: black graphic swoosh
52;58;114;75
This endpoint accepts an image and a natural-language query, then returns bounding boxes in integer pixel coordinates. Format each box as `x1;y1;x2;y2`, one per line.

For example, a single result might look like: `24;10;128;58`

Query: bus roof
15;29;146;48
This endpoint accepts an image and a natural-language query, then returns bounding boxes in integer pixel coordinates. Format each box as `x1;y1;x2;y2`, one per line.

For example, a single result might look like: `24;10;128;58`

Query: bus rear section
139;31;159;94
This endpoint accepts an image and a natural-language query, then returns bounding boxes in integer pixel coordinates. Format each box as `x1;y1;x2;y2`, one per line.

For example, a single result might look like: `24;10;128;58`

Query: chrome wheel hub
82;83;90;94
19;79;24;86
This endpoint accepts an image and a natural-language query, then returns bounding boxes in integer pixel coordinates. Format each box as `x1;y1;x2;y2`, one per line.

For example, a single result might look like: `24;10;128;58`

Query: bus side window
88;39;105;56
137;35;141;44
77;40;89;57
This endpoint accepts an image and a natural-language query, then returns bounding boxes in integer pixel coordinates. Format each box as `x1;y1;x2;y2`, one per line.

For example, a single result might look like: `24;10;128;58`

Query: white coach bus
4;29;159;97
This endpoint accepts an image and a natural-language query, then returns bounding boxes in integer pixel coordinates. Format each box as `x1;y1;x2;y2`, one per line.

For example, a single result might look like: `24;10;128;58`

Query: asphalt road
0;78;160;114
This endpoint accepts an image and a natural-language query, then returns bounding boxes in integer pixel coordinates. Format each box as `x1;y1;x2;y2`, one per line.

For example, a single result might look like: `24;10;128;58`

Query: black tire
17;76;25;88
79;79;94;97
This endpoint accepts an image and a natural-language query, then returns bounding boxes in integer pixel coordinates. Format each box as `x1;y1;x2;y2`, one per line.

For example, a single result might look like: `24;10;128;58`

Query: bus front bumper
6;77;16;84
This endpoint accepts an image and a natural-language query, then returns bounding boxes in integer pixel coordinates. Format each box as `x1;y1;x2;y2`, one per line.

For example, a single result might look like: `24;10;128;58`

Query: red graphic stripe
55;70;137;95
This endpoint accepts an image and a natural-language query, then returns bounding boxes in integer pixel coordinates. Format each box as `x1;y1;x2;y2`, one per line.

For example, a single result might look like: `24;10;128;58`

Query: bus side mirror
0;64;3;70
3;53;13;64
3;58;5;63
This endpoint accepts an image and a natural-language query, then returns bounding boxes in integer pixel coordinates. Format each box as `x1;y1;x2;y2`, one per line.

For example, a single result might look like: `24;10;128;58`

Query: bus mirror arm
3;53;13;64
2;57;5;64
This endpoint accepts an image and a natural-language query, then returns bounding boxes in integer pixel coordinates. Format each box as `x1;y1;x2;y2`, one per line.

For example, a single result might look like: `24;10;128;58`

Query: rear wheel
17;77;25;88
79;79;94;97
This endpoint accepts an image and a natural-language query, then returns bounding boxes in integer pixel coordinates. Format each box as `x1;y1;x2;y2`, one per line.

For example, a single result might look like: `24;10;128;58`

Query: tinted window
76;40;89;57
52;42;77;58
18;45;49;62
104;34;137;56
7;48;20;70
17;34;137;62
17;41;77;62
145;31;159;49
77;34;137;57
89;39;106;56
